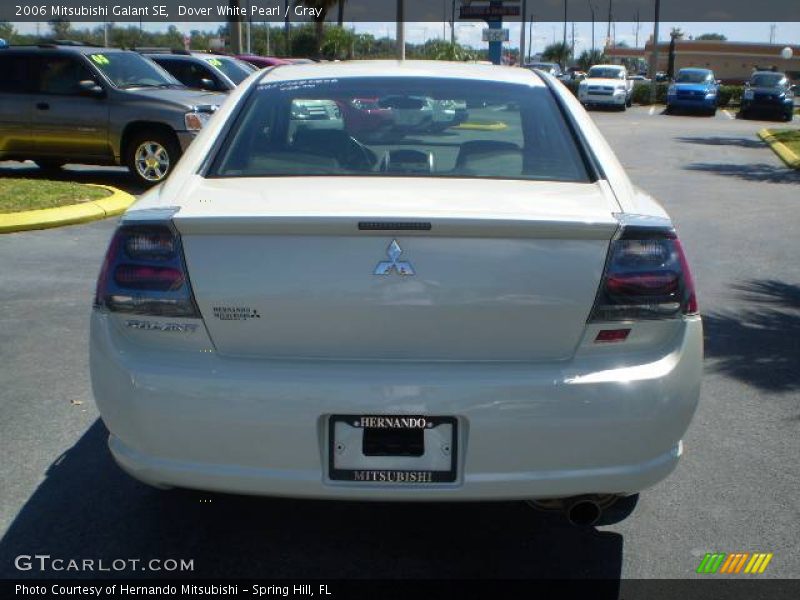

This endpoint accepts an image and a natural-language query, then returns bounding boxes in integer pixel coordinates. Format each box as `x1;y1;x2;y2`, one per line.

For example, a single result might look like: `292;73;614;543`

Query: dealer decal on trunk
211;306;261;321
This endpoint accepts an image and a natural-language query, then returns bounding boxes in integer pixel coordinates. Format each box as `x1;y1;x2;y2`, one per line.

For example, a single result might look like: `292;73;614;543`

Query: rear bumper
90;312;703;500
109;434;683;500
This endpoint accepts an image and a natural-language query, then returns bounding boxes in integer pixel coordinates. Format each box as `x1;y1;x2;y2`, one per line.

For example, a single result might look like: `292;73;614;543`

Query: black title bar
3;0;800;23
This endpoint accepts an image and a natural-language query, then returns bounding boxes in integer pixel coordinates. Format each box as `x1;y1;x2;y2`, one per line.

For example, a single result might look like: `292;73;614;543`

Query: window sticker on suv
90;54;110;65
206;58;223;67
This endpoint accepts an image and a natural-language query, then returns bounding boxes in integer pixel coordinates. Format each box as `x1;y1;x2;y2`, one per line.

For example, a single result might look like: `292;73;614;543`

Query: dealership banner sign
4;0;800;22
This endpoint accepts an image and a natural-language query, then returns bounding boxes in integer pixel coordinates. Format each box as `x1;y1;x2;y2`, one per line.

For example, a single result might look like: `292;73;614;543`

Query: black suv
0;42;226;185
142;51;256;93
740;71;795;122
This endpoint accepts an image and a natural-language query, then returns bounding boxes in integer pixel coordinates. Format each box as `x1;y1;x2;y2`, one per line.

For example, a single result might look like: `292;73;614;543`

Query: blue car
666;68;719;116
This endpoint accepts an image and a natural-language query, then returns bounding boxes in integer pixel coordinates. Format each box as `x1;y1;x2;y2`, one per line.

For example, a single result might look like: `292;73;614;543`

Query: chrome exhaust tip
528;494;637;527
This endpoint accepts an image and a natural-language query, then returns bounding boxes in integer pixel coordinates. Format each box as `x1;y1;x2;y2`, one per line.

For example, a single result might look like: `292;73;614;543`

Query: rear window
750;73;784;88
210;76;591;183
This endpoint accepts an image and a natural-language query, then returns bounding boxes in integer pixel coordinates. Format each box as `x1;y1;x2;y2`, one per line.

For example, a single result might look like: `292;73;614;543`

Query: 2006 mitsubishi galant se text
91;61;702;525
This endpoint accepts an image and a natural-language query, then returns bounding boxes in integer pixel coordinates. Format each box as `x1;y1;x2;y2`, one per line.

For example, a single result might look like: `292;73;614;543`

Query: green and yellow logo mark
90;54;110;65
696;552;773;574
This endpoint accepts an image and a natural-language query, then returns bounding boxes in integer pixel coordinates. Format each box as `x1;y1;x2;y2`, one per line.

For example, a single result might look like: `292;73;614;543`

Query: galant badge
374;240;415;276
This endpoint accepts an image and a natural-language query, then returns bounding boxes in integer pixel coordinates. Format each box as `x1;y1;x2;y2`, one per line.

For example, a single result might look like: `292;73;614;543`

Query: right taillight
94;222;200;318
589;226;698;321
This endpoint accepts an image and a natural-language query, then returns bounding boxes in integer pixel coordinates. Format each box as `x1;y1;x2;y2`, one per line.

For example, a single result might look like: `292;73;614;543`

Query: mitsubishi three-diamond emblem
373;240;415;276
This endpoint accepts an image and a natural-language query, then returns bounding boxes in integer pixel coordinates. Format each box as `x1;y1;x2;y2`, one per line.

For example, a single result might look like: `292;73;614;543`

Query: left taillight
589;226;698;322
94;223;200;317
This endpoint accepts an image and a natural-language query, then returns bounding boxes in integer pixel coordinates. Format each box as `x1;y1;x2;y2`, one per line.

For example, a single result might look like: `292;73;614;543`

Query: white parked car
578;64;634;110
91;61;701;526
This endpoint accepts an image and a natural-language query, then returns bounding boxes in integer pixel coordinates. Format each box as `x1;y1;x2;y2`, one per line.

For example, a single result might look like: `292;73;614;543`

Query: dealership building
605;40;800;83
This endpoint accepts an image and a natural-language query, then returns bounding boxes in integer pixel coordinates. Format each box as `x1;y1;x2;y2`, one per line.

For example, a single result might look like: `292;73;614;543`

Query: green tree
49;18;71;39
696;33;727;41
0;21;15;42
432;41;474;61
287;24;318;58
355;35;395;58
109;25;146;49
541;41;571;67
321;26;355;59
164;24;184;49
576;49;606;71
297;0;345;58
406;39;473;62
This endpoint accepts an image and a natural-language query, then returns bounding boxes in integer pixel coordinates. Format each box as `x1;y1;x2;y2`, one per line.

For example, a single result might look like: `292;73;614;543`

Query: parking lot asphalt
0;106;799;581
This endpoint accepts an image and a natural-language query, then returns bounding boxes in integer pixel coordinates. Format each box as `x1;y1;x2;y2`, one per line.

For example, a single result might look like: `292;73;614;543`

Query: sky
9;20;800;56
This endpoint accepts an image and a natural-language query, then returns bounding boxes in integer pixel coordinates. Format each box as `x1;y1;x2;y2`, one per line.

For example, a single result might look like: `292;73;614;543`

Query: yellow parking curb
0;184;135;234
758;128;800;169
454;121;508;131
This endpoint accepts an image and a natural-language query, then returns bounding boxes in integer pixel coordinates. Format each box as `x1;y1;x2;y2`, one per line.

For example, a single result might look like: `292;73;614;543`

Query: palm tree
297;0;346;58
667;27;683;79
429;40;474;62
541;41;571;68
48;18;71;39
577;49;605;71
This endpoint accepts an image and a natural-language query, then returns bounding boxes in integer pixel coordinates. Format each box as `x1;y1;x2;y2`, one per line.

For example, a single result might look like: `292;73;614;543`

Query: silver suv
0;42;226;186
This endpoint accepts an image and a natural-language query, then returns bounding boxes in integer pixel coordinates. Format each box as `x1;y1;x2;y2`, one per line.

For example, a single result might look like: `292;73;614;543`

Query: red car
337;97;394;138
235;54;291;69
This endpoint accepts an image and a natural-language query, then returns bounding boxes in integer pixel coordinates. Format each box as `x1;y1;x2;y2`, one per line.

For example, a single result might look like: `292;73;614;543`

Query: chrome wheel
134;141;170;182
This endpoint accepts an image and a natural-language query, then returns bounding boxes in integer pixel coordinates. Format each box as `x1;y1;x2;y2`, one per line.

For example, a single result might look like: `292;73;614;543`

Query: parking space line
649;106;656;116
722;109;734;120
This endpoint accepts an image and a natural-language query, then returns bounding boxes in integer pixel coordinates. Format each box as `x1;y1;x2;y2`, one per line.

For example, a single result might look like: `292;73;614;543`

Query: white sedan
91;61;702;526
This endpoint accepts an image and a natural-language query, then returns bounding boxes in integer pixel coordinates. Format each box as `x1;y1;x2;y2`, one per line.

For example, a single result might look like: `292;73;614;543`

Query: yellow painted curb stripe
758;128;800;169
0;184;135;234
454;121;508;131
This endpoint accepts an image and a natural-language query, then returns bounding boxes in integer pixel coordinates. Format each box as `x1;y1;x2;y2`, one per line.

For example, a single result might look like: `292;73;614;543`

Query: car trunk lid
173;177;620;361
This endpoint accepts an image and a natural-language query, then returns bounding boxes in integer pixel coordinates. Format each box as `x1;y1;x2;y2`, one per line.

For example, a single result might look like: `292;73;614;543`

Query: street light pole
520;0;527;66
588;1;595;52
245;0;251;54
528;15;534;63
396;0;405;60
563;0;568;67
284;0;291;56
650;0;661;105
451;0;456;45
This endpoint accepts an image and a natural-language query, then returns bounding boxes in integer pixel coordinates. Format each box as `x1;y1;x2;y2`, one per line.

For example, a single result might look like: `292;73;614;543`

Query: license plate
328;415;457;483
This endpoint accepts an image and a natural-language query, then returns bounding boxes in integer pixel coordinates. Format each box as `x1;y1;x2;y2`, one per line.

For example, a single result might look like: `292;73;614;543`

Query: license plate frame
328;415;458;483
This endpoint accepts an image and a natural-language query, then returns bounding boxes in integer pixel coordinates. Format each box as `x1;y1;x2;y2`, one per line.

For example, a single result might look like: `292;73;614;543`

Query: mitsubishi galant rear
90;61;702;524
